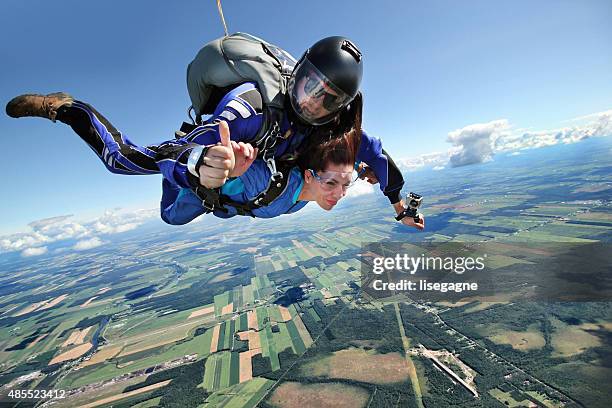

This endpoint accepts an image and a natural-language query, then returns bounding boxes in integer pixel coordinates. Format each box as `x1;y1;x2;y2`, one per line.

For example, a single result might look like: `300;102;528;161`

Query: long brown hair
296;92;363;172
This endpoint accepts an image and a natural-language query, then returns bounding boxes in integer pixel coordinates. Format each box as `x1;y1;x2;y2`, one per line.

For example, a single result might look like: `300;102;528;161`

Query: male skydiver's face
295;74;340;121
305;162;355;211
288;57;352;125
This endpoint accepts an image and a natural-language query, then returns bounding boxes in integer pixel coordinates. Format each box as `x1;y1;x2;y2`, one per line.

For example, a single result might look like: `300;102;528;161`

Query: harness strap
193;159;295;217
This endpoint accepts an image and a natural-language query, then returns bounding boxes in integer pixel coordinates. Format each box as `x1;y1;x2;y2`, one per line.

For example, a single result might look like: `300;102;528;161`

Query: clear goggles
308;169;358;192
289;58;352;125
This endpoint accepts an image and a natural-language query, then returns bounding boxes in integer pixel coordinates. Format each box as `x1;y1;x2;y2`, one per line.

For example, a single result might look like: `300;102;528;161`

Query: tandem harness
192;157;296;217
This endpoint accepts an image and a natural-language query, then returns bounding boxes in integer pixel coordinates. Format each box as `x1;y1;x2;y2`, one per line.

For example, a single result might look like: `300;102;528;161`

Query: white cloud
567;109;612;123
396;151;450;172
395;108;611;171
21;246;48;257
447;119;510;167
495;109;611;152
345;179;375;198
73;237;105;251
0;207;157;254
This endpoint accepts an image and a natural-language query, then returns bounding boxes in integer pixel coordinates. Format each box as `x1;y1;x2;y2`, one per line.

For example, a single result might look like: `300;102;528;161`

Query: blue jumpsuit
160;163;307;225
54;82;405;223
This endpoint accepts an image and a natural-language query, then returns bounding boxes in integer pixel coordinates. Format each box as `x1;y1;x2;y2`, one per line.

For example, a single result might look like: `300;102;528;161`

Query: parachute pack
184;33;299;216
185;32;297;154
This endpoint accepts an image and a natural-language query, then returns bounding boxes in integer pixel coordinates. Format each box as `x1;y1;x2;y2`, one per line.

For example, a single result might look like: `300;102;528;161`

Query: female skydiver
159;120;361;225
5;36;424;230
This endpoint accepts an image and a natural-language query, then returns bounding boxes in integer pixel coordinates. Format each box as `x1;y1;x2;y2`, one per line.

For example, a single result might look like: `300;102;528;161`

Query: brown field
210;272;234;283
300;348;410;384
63;331;80;347
49;343;93;365
75;327;92;344
81;346;122;367
239;350;256;383
62;326;93;347
13;300;46;316
248;331;261;351
81;380;171;408
487;325;546;351
26;333;48;350
237;331;249;341
221;302;234;315
551;319;602;357
279;306;292;322
269;381;370;408
293;314;313;347
248;310;258;330
81;296;98;308
210;324;221;353
188;305;215;319
38;294;68;311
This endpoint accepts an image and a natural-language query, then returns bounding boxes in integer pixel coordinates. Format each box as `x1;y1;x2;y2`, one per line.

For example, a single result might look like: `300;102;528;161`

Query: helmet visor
289;58;352;125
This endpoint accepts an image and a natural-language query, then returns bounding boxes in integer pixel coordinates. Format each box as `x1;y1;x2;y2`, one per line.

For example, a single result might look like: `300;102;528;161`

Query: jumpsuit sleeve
160;178;208;225
155;86;264;189
356;130;405;204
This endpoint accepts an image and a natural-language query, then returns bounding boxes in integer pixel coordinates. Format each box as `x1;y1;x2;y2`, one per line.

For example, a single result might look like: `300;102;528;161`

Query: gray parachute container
187;32;297;118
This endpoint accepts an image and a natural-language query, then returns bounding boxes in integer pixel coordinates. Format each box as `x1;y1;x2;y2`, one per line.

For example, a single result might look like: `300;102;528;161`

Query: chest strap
193;159;296;217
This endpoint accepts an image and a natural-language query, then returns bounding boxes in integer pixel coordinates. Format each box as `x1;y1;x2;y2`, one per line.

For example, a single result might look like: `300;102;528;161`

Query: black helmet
288;36;363;125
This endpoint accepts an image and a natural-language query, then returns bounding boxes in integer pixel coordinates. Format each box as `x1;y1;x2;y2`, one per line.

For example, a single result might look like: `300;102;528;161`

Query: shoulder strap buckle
264;155;283;184
194;186;226;213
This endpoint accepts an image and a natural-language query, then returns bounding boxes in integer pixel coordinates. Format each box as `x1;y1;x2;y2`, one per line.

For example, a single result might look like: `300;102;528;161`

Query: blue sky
1;0;611;235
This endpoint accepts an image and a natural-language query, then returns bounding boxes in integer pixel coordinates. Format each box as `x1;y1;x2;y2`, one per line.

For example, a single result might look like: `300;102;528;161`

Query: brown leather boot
6;92;74;122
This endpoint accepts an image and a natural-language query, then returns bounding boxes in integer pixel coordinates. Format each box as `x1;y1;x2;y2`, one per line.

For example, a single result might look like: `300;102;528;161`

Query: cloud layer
1;208;157;257
448;119;510;167
396;109;612;172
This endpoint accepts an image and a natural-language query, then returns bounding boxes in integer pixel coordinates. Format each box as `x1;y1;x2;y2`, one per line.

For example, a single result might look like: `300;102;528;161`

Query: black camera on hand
395;192;423;223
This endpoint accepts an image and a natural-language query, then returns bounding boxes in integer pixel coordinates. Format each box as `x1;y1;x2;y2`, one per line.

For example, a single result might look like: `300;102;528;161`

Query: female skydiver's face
304;162;355;211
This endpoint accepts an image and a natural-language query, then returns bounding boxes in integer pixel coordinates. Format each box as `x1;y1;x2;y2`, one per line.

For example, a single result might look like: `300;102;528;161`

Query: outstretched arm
357;131;424;230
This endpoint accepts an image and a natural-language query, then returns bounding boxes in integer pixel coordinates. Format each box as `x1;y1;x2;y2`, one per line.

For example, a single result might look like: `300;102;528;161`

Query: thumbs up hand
197;121;258;188
198;121;236;189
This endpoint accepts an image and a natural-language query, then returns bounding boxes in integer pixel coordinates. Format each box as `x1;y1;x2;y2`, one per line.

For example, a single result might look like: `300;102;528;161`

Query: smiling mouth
326;199;338;206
